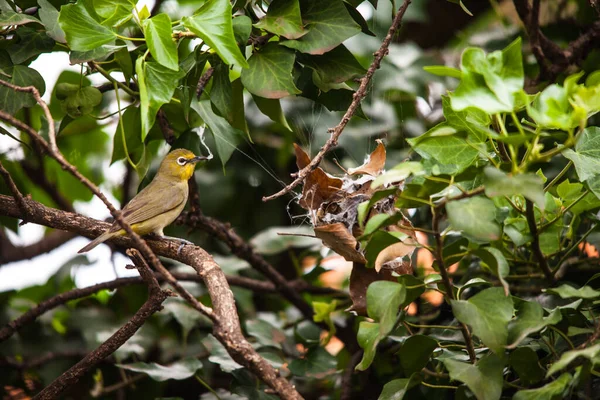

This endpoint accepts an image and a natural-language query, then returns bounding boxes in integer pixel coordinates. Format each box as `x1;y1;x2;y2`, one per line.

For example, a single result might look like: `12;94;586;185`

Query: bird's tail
78;231;116;253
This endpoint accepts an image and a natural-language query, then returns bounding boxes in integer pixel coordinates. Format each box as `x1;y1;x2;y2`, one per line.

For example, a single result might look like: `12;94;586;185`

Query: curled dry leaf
314;223;367;263
347;140;386;176
374;242;416;274
294;144;343;210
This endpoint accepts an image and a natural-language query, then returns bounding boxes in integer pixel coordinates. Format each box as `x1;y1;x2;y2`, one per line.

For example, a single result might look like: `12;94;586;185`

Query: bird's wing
109;181;187;232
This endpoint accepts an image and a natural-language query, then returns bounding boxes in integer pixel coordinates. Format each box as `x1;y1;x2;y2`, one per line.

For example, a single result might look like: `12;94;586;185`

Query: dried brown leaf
314;223;367;263
294;143;311;169
300;168;343;210
374;242;415;274
347;140;386;176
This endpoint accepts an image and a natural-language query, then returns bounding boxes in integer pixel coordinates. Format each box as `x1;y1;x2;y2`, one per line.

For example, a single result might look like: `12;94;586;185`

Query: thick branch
0;195;303;400
262;0;412;202
33;257;171;400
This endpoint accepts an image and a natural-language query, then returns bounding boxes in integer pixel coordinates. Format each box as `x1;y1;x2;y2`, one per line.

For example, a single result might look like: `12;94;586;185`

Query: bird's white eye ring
177;157;187;166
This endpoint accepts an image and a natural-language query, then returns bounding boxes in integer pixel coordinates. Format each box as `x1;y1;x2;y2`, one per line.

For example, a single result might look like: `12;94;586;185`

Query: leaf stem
115;34;146;42
524;200;555;282
421;381;458;390
404;321;462;330
539;189;589;232
544;161;573;192
90;62;138;97
495;114;519;173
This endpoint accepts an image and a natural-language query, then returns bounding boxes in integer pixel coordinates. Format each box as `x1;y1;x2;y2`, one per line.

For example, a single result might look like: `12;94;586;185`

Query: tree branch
0;159;32;220
33;253;171;400
525;200;555;282
262;0;412;202
0;230;76;264
0;194;303;400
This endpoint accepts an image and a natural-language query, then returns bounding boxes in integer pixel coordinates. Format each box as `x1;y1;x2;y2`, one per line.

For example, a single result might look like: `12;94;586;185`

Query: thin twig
157;109;175;145
196;67;214;99
0;159;32;218
262;0;413;202
525;200;555;282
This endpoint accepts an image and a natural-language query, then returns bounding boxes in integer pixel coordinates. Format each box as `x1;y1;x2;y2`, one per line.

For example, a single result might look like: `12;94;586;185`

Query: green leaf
423;65;462;79
484;167;545;210
356;321;380;370
312;300;336;341
252;95;292;131
0;4;41;27
288;347;337;377
367;281;406;336
546;343;600;377
241;43;300;99
0;65;45;115
563;127;600;182
55;83;102;118
545;284;600;299
246;319;286;349
204;334;243;372
444;354;504;400
143;13;179;71
300;44;366;92
557;179;600;215
8;27;54;64
280;0;361;55
451;287;513;354
452;37;524;113
232;15;252;45
162;298;208;338
364;230;403;269
528;84;578;130
93;0;135;19
38;0;66;43
372;162;424;189
249;226;318;254
507;300;562;348
509;347;545;386
136;58;183;139
117;358;202;381
398;335;438;375
378;374;421;400
446;197;502;242
191;99;246;168
209;59;233;120
254;0;306;39
182;0;248;68
69;43;119;64
58;0;117;51
474;247;509;296
408;135;480;175
442;95;490;142
513;373;572;400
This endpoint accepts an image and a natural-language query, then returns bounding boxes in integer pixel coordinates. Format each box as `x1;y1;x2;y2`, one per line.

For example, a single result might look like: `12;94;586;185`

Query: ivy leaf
288;347;337;378
443;354;504;400
563;127;600;182
254;0;306;39
8;27;54;64
240;43;300;99
58;0;117;51
0;4;41;27
451;287;514;354
407;136;480;175
55;83;102;118
509;347;545;386
136;58;184;140
556;179;600;214
280;0;361;55
232;15;252;45
513;373;572;400
366;281;406;336
423;65;462;78
300;44;366;92
398;335;438;376
143;13;179;71
528;84;578;130
117;358;202;381
191;99;245;168
378;374;422;400
0;65;45;115
474;247;509;296
546;343;600;377
446;197;502;242
93;0;135;19
182;0;248;68
246;319;286;349
507;300;562;348
545;284;600;299
38;0;66;43
252;95;292;131
356;321;380;371
441;95;490;142
452;37;524;113
484;167;545;210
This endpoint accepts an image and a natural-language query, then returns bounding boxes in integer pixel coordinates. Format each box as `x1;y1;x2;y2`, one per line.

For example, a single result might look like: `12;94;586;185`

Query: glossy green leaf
484;167;545;210
0;65;45;115
451;287;514;354
446;197;502;242
280;0;361;55
252;95;292;131
232;15;252;45
182;0;248;68
356;321;380;371
444;354;504;400
513;373;572;400
246;319;286;349
528;84;578;130
191;99;246;168
398;335;437;375
163;298;209;338
423;65;462;78
254;0;306;39
69;43;119;64
312;300;336;339
474;247;509;296
0;4;41;27
509;347;545;386
93;0;135;19
209;60;233;121
442;95;490;142
143;13;179;71
408;135;479;175
204;334;243;372
546;343;600;377
288;347;337;377
55;83;102;118
563;127;600;182
300;45;366;92
367;281;405;336
241;43;300;99
556;179;600;214
59;0;117;51
118;358;202;381
378;374;421;400
452;37;524;113
507;300;562;348
38;0;66;43
136;58;183;139
8;27;54;64
545;284;600;299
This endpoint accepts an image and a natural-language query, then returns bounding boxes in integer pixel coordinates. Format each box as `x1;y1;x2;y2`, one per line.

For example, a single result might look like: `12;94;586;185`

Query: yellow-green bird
78;149;208;253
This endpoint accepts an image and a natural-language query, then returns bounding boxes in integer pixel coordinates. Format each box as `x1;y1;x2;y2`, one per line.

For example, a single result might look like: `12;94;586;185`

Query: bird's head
157;148;209;181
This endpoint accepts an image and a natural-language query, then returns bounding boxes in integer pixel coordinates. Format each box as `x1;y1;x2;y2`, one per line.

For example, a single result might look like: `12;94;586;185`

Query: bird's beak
189;155;210;164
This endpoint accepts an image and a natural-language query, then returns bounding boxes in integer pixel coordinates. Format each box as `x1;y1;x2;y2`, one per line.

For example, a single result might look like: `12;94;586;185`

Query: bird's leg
146;232;193;255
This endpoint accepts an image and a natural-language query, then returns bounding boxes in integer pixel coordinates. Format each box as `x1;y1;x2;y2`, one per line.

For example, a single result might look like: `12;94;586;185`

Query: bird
78;148;208;253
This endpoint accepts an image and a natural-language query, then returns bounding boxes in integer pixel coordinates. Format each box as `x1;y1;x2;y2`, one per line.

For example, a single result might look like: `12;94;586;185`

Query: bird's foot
161;236;194;255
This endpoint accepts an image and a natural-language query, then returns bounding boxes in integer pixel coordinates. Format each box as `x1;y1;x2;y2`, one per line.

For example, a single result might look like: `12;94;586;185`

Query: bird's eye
177;157;187;166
